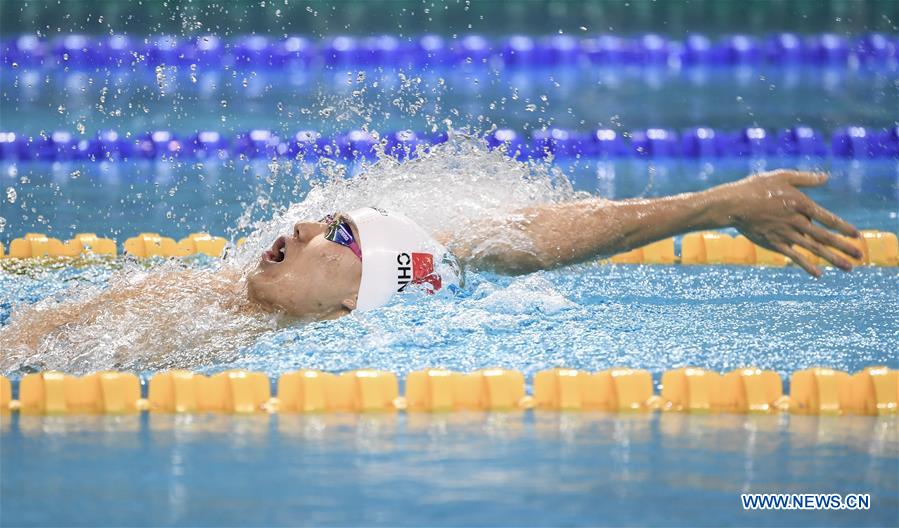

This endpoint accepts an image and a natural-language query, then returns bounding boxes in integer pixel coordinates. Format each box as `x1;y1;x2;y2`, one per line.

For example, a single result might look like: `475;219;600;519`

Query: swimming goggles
323;214;362;260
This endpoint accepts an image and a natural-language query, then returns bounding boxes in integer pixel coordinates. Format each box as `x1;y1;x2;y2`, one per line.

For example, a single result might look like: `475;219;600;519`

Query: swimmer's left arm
443;170;862;276
0;269;249;367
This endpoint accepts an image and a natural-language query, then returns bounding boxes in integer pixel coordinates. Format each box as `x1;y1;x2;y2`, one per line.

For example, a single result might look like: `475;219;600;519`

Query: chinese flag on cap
411;252;442;292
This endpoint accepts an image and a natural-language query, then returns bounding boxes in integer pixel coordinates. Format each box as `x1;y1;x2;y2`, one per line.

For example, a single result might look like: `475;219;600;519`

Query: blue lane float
1;126;897;162
2;33;897;70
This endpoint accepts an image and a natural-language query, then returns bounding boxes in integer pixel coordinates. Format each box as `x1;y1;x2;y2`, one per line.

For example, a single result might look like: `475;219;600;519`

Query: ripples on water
1;134;897;378
2;412;897;526
1;137;583;374
1;188;897;379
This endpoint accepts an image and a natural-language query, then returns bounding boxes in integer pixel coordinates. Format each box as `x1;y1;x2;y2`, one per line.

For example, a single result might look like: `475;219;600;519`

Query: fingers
773;242;822;278
798;221;864;260
781;170;829;188
787;231;854;271
798;201;860;238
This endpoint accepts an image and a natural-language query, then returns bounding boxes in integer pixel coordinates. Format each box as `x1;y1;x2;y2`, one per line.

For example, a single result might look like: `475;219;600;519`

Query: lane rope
3;33;897;69
1;366;896;416
2;126;897;162
1;230;896;266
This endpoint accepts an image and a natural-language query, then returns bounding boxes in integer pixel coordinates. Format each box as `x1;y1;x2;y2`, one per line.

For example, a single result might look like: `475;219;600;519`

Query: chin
286;305;351;322
245;276;273;309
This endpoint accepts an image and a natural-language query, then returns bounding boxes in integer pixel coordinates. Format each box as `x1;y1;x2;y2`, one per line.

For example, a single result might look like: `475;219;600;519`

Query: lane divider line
1;366;895;416
4;33;896;70
2;230;896;266
2;125;898;161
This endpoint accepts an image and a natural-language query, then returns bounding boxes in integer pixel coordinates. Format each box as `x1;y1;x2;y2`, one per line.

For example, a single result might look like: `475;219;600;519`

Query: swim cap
346;207;449;312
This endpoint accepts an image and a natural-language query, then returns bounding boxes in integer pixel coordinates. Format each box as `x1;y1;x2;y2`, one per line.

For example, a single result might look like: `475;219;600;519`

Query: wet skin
245;170;863;319
0;172;861;368
246;214;363;320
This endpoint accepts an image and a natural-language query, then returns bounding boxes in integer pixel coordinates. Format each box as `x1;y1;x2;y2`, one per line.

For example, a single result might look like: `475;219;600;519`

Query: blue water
2;158;896;241
2;26;899;527
1;412;897;527
2;66;897;134
2;149;898;528
2;215;898;526
3;262;898;379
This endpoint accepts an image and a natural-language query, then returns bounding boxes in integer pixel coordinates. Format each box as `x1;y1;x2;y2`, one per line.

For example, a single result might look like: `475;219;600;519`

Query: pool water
2;66;897;135
2;142;896;377
2;9;899;526
3;255;898;378
1;155;897;524
3;157;896;243
2;412;897;527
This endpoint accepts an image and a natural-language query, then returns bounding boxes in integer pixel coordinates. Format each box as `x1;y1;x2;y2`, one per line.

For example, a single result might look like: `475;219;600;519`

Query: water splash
0;138;578;375
231;133;577;272
0;260;279;374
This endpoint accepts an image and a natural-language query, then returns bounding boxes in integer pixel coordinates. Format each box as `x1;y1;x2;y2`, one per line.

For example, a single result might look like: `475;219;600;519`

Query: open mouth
263;235;287;263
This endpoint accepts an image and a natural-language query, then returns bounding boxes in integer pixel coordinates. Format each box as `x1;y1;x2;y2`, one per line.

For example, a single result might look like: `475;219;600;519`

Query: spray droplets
154;65;167;96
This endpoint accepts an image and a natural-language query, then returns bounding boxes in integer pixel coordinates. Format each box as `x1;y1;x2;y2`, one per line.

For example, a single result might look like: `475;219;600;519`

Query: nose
293;221;326;243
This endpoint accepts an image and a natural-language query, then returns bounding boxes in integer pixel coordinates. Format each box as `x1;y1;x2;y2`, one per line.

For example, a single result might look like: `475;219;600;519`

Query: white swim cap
346;207;450;312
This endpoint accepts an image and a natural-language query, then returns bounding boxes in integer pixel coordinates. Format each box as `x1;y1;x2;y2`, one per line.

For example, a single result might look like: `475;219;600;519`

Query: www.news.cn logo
741;493;871;511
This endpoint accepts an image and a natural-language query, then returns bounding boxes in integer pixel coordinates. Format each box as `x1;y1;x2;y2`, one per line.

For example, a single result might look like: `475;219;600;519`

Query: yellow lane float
3;230;896;265
123;233;179;257
7;233;116;258
1;375;11;413
18;371;141;414
660;367;723;412
2;366;896;416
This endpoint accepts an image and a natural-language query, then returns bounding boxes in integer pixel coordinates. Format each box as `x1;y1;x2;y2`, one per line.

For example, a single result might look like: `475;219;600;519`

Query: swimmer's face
246;215;362;320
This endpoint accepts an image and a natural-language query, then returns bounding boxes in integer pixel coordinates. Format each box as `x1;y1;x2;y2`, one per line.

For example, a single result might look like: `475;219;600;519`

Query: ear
341;297;357;311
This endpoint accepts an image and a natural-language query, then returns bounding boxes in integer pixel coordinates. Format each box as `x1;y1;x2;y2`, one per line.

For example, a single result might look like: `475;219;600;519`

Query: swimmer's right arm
444;170;862;277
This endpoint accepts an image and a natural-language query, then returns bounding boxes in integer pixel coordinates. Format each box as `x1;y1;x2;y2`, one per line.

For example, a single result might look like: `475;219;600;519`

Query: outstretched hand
710;169;862;277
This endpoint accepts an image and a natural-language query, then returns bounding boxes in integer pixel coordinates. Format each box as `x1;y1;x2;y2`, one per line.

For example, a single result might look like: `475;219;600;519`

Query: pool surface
2;1;899;526
2;412;897;527
2;209;897;526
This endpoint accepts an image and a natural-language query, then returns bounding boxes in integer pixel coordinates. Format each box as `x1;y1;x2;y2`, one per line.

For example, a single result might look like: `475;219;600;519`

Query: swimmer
247;169;861;319
0;169;862;371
